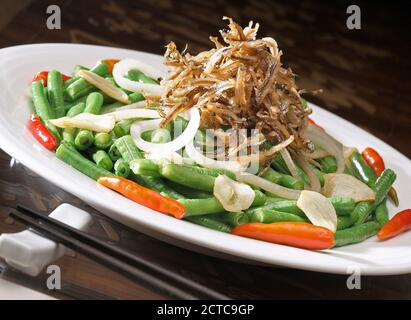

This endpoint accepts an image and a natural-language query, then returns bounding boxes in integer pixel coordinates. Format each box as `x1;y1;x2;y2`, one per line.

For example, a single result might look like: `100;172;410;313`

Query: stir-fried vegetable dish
27;18;409;250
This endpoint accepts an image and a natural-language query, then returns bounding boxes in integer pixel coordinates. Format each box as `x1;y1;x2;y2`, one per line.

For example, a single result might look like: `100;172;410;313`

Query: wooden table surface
0;0;410;299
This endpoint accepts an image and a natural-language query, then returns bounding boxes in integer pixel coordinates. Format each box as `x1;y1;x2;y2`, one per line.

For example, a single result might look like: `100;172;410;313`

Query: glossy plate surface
1;44;410;275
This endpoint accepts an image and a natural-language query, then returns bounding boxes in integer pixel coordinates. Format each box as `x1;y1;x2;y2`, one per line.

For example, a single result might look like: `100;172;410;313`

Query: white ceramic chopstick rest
0;204;92;277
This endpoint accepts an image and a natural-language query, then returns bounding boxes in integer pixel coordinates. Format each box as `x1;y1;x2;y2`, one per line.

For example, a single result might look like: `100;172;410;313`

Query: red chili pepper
32;71;71;86
377;209;411;240
62;73;72;81
307;117;324;131
362;147;385;176
27;114;58;151
231;222;335;250
101;59;120;75
97;176;186;219
32;71;48;86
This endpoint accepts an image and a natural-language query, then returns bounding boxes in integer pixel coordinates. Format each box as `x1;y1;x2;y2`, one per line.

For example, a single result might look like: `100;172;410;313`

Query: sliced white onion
264;135;295;156
323;173;376;202
101;101;148;114
279;146;302;182
303;149;330;159
107;108;163;121
297;190;337;232
113;59;163;97
343;146;358;167
131;108;200;153
236;172;301;200
295;154;321;192
306;124;345;173
145;150;184;164
213;175;255;212
50;113;115;133
78;70;130;104
185;139;247;172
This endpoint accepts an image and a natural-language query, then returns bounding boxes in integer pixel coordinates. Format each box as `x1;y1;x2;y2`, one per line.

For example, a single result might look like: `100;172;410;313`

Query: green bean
369;169;396;202
94;132;113;150
375;199;389;227
74;130;94;151
66;102;86;117
260;167;304;190
312;167;325;186
101;101;124;114
179;198;228;216
47;70;65;118
219;212;250;227
65;62;108;101
280;174;304;190
64;95;87;112
251;209;306;223
334;221;380;247
92;150;113;171
337;215;355;230
159;163;216;192
140;130;152;142
84;92;104;114
172;116;189;135
114;135;143;163
56;142;113;180
295;164;310;185
129;159;160;177
271;153;289;174
113;119;134;138
108;143;122;161
62;127;78;145
248;196;355;216
351;152;377;187
247;198;303;215
269;153;310;185
259;166;282;184
182;164;236;180
344;165;354;176
353;169;396;225
330;197;356;215
114;158;131;177
185;216;231;233
151;128;171;144
126;69;159;84
131;174;185;200
31;81;54;121
128;92;145;103
180;191;266;216
72;65;88;77
44;121;62;142
63;77;77;91
318;156;337;173
165;181;213;199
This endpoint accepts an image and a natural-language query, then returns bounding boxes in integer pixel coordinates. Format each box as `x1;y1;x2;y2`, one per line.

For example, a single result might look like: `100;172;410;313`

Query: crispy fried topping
157;17;311;153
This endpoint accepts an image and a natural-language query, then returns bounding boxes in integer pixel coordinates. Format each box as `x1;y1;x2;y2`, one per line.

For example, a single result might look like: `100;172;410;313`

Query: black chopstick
11;206;230;300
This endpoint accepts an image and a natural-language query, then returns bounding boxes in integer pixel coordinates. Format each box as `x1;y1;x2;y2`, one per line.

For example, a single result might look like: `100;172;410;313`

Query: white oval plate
1;44;410;275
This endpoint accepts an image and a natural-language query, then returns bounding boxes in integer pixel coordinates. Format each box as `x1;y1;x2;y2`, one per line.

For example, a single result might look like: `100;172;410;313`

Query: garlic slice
50;113;115;133
78;70;130;104
323;173;375;202
297;190;337;232
213;175;255;212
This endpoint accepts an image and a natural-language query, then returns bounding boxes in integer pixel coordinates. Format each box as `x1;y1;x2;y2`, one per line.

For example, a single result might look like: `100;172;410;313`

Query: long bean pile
27;19;410;251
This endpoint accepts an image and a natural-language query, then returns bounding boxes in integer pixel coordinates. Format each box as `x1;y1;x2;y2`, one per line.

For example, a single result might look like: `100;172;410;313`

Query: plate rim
1;43;411;276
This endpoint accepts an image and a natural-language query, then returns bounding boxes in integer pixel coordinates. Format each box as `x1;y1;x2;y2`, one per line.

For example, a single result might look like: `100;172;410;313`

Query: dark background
0;0;410;299
2;0;410;156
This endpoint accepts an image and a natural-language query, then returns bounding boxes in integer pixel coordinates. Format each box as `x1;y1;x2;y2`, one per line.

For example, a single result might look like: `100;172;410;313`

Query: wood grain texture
0;0;410;299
